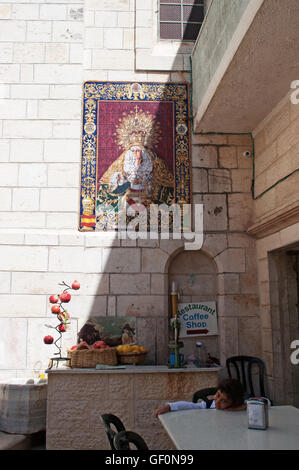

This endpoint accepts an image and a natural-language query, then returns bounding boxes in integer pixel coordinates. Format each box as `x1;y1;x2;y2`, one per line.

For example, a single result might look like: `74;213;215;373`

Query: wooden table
159;405;299;450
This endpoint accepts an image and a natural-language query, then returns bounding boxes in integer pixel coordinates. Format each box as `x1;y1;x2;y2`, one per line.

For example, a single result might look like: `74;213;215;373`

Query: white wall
0;0;193;378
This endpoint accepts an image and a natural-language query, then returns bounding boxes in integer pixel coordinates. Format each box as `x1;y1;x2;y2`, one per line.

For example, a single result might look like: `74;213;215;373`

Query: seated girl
154;378;261;416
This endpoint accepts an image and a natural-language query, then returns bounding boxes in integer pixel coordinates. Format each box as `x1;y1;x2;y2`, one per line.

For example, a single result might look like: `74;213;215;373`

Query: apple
58;323;66;333
51;305;61;314
49;294;59;304
44;335;54;344
72;280;80;290
59;291;71;303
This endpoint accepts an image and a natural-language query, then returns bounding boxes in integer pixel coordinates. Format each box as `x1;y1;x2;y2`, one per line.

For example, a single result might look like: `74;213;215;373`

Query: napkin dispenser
247;398;268;430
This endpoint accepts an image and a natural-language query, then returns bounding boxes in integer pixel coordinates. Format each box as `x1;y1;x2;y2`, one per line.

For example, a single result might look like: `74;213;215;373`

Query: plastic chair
226;356;268;400
113;430;149;450
192;387;218;408
100;414;126;450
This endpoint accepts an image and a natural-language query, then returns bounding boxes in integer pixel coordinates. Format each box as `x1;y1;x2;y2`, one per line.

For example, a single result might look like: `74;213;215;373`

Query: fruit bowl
116;345;148;365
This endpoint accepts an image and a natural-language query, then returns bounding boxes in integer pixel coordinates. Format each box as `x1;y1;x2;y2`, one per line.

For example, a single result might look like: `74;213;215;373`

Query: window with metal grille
159;0;205;41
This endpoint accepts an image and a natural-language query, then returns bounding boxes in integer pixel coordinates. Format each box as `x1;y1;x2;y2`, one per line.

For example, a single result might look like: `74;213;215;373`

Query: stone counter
46;365;221;450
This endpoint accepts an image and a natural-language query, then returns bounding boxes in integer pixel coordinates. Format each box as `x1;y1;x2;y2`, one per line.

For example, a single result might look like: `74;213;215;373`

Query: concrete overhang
192;0;299;133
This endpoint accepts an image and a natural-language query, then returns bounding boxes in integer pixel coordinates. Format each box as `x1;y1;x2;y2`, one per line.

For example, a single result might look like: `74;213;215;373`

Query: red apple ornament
44;335;54;344
72;280;80;290
59;291;71;303
51;305;61;314
49;294;59;304
58;323;66;333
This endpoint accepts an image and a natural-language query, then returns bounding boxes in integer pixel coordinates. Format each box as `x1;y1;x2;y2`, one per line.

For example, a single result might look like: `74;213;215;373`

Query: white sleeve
168;401;207;411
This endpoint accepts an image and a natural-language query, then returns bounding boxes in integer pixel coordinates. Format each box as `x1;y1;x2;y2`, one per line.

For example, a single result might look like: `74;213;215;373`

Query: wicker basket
67;347;117;368
117;352;147;365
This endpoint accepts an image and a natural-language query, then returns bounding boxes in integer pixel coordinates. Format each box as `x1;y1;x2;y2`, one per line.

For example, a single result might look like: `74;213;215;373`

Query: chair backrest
113;430;149;450
100;414;126;450
192;387;218;408
226;356;266;399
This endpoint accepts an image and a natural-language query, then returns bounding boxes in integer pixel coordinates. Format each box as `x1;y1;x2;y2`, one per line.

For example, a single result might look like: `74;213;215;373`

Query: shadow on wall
75;2;209;366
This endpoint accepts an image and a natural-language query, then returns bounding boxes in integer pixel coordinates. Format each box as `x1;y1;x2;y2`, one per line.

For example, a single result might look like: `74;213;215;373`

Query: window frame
158;0;206;42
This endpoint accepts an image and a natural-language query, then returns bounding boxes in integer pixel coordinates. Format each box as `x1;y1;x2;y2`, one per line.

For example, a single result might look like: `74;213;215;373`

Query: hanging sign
178;302;218;337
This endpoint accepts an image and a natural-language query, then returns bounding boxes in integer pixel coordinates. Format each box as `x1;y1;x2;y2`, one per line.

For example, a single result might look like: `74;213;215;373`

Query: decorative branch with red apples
44;280;80;359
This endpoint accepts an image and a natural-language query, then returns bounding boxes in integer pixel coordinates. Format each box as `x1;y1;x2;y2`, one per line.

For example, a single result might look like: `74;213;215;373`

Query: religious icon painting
79;82;191;233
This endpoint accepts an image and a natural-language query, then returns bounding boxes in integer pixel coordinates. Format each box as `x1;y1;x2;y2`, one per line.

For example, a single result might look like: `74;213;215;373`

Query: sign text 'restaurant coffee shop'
178;302;218;337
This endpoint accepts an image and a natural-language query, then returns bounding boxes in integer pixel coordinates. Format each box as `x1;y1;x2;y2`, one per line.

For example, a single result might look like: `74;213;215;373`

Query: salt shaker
247;398;269;430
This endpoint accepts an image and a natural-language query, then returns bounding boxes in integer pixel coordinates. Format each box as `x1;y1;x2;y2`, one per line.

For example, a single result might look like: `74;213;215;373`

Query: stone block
202;233;228;257
40;188;79;212
0;99;26;119
34;64;82;84
11;139;44;162
215;248;245;273
237;146;253;169
277;117;299;156
52;21;83;42
192;145;218;168
13;42;44;63
151;274;167;295
135;374;168;400
217;294;260;317
85;232;120;247
136;317;157;364
218;273;240;295
0;318;27;368
12;188;40;211
94;11;117;26
110;273;150;294
0;140;10;162
93;50;134;70
18;163;47;187
0;163;18;186
3;120;53;139
227;134;252;146
0;65;20;83
27;21;52;42
45;43;69;63
191;168;208;192
39;99;80;120
44;139;80;162
102;247;140;273
85;27;103;48
0;212;46;229
231;169;252;193
117;295;166;317
0;245;48;271
46;212;77;229
228;193;253;231
47;163;80;187
40;4;67;20
103;28;123;49
219;146;237;168
0;20;26;41
141;248;168;273
208;169;231;192
238;317;262;357
192;134;227;145
0;294;46;317
0;189;11;211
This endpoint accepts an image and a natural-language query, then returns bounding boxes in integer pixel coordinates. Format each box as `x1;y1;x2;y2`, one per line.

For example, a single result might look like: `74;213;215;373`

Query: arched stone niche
168;249;220;363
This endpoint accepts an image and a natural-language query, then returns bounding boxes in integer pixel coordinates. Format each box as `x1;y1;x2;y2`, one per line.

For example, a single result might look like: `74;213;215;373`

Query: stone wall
253;92;299;224
0;0;262;378
46;368;219;450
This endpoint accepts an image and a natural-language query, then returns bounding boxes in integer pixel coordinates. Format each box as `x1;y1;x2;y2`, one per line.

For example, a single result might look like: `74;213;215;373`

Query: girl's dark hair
217;378;244;407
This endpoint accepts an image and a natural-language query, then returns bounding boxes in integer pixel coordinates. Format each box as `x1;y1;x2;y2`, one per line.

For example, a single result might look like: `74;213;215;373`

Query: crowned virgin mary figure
95;106;174;230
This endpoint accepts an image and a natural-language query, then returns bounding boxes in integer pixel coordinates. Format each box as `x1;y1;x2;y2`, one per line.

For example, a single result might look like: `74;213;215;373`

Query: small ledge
46;365;222;374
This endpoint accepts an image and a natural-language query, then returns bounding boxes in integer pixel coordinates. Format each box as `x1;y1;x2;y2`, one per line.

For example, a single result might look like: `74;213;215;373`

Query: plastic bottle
194;341;207;368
